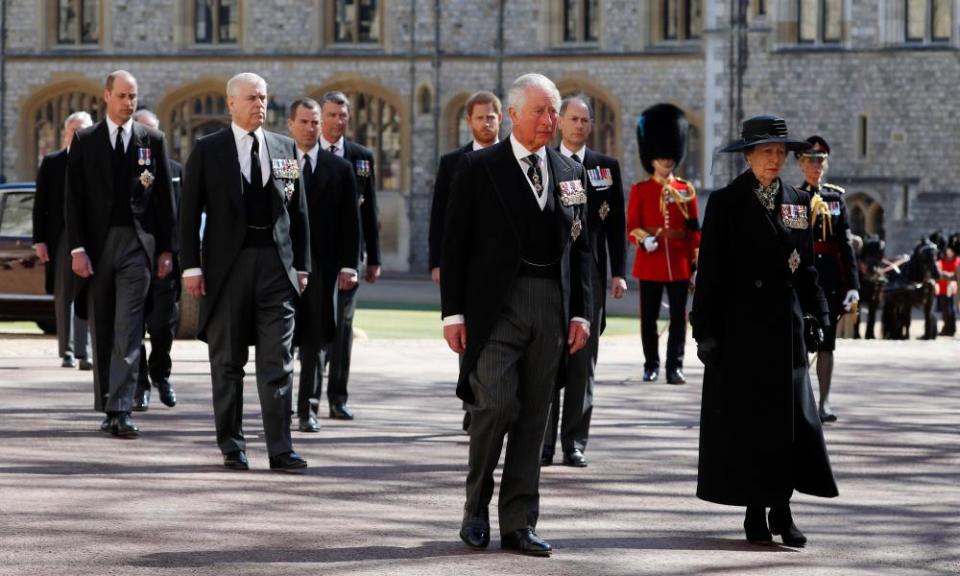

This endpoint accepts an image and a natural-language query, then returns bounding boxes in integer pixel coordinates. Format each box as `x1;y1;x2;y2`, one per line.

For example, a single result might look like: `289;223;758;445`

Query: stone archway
155;79;231;164
846;192;885;239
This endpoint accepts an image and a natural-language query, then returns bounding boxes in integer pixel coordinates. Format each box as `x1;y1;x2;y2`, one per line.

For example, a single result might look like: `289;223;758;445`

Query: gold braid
810;193;833;242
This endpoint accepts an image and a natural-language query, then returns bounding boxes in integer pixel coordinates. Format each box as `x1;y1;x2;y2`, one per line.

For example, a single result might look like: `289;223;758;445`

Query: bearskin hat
637;103;688;175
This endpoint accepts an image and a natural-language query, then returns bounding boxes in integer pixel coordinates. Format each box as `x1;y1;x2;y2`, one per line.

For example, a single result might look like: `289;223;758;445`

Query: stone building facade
1;0;957;270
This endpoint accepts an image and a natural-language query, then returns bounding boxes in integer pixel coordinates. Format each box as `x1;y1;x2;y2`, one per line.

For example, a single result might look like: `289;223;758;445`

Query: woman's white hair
508;73;560;114
226;72;267;97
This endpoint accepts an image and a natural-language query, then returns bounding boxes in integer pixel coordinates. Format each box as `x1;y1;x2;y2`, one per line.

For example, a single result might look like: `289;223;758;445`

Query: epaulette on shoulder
823;183;846;194
674;177;697;196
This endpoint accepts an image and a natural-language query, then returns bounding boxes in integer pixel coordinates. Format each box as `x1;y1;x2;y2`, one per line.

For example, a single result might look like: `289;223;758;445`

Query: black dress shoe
78;358;93;371
819;402;838;423
540;452;554;467
329;403;354;420
642;368;659;382
61;353;76;368
112;413;140;438
744;506;772;544
666;369;686;385
156;381;177;407
298;415;320;433
133;388;150;412
269;451;308;471
501;528;552;557
459;509;490;550
99;416;116;434
562;449;588;467
769;505;807;547
223;451;249;470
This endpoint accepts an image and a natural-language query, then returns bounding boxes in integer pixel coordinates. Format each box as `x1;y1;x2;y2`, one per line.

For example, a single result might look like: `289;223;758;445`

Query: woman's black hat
720;114;811;153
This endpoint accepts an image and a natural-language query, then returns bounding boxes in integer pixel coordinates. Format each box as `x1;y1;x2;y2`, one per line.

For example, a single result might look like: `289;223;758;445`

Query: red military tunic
626;175;701;282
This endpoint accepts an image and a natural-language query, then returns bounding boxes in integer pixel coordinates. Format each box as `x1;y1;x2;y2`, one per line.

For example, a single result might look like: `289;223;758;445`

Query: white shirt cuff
70;247;86;255
571;317;591;329
340;267;359;278
182;268;203;277
442;314;465;326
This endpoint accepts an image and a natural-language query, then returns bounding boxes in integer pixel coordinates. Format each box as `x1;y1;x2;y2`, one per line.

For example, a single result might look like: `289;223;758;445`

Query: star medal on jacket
355;159;371;178
587;166;613;189
788;249;800;273
272;159;300;201
571;217;583;241
598;201;610;221
780;204;809;229
138;168;155;188
137;147;152;166
559;180;587;206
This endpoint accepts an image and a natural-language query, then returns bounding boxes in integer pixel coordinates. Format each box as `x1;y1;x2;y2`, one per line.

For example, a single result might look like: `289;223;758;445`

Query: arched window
846;193;885;239
341;91;402;192
679;124;703;189
165;90;230;163
26;89;104;175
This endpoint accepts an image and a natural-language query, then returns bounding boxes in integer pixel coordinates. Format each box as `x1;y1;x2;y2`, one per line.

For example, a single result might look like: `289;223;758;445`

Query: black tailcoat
692;170;837;506
33;149;69;294
440;139;593;404
179;128;310;342
428;142;473;270
341;140;381;267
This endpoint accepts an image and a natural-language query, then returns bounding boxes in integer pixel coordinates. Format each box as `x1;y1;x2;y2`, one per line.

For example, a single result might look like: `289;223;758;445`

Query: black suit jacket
428;142;473;270
33;149;68;294
441;139;593;403
179;127;310;341
579;147;627;333
65;121;176;300
340;140;381;266
296;147;361;347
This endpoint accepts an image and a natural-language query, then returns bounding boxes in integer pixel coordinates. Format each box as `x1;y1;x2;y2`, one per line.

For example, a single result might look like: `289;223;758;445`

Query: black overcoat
691;170;838;506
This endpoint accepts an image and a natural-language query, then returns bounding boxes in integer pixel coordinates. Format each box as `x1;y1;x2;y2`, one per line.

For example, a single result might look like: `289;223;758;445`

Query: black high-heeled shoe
768;504;807;547
744;506;772;544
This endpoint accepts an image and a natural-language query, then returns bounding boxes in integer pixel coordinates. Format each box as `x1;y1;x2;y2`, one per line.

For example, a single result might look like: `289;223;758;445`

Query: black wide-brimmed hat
720;114;811;153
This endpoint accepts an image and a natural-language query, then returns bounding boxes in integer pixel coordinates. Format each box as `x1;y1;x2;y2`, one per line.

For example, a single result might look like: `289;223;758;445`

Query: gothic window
799;0;843;43
166;92;230;162
906;0;953;42
54;0;100;46
562;0;600;43
332;0;381;44
29;91;103;173
657;0;702;41
343;91;402;191
193;0;239;45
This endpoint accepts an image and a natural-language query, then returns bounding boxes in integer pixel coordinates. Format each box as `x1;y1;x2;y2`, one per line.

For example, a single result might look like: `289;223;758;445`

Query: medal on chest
559;180;587;206
571;217;583;241
780;204;809;229
788;249;801;273
138;169;155;188
271;159;300;201
136;147;152;166
598;201;610;221
587;166;613;189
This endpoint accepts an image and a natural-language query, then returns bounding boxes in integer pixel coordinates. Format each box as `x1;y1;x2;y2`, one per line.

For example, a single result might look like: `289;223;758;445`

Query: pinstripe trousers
464;276;565;534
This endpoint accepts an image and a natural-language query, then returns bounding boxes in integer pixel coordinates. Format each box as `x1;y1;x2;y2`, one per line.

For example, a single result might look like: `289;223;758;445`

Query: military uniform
802;181;859;350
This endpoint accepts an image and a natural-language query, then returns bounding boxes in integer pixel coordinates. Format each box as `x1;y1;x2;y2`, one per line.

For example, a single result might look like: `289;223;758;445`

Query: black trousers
138;268;179;390
205;246;297;457
940;294;957;335
325;283;358;405
639;280;689;372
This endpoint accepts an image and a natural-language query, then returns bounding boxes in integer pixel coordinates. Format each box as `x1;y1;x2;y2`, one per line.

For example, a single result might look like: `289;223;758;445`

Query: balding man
33;111;93;370
65;70;176;437
180;73;310;472
442;73;592;556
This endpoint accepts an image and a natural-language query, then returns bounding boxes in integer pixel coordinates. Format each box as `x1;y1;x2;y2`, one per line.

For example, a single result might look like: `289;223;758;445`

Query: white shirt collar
232;122;264;146
320;135;345;155
297;142;320;165
510;135;547;165
106;116;134;146
560;143;587;160
472;138;498;151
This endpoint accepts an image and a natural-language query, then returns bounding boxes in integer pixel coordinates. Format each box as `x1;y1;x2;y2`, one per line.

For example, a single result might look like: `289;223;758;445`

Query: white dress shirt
320;135;346;158
231;122;270;187
473;138;497;151
70;116;135;256
559;143;586;162
297;142;358;280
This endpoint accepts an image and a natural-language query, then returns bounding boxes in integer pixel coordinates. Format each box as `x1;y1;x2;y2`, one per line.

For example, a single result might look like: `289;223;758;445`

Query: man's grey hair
132;109;159;126
226;72;267;97
63;111;93;129
319;90;350;111
560;94;593;118
508;73;561;114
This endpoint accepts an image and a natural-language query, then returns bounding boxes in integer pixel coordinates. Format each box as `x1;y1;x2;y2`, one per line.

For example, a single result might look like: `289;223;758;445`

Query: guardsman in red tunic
627;104;700;384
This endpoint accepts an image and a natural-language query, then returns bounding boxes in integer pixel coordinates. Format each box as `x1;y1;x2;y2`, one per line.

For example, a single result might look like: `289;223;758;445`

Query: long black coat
341;140;381;267
32;149;69;294
440;139;593;404
179;128;310;342
692;170;838;507
428;142;472;270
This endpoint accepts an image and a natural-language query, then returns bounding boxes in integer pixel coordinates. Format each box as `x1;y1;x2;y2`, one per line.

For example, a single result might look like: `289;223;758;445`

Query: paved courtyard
0;324;956;575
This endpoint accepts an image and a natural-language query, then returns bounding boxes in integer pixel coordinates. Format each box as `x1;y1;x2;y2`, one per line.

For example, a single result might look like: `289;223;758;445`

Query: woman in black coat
692;115;838;547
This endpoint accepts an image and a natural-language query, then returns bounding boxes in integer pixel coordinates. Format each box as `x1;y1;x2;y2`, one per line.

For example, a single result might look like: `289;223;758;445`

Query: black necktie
114;128;124;163
249;132;262;186
525;154;543;198
328;144;338;155
570;153;581;164
302;154;313;181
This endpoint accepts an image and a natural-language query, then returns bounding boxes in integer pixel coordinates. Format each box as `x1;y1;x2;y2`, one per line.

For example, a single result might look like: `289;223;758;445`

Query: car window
0;192;35;237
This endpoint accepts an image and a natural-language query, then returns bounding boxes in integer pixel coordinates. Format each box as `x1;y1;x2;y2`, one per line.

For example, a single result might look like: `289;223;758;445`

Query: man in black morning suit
65;71;176;438
32;111;93;370
180;73;311;471
133;109;180;412
287;97;361;433
442;74;593;557
318;91;381;420
543;96;627;468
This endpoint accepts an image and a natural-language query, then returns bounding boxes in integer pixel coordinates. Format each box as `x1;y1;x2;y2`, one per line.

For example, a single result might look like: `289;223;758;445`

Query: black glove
803;315;824;352
696;337;720;368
